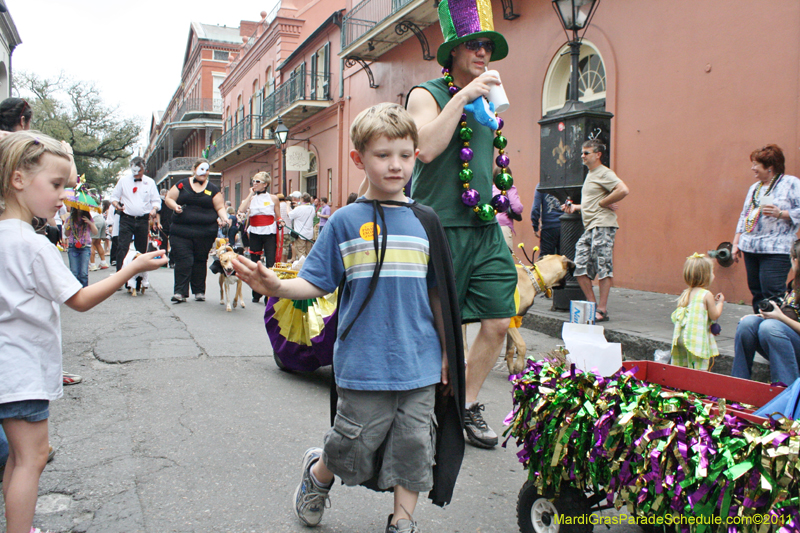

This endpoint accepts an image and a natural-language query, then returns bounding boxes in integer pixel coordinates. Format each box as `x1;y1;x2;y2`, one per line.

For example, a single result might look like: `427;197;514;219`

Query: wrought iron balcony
171;98;223;123
340;0;439;61
155;157;197;185
209;114;274;171
260;71;333;130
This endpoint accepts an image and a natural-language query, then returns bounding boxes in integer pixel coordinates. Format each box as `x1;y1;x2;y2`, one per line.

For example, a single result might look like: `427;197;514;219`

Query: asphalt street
2;259;642;533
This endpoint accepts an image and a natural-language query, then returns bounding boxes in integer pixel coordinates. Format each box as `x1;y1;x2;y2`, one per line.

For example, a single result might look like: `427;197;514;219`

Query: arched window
542;41;606;116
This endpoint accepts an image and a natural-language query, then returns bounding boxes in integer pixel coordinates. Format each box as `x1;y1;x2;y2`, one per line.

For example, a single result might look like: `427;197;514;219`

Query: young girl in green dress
671;253;726;370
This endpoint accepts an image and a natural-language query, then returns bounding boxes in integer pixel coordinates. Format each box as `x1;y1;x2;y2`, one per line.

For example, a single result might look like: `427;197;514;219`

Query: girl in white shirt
0;131;166;533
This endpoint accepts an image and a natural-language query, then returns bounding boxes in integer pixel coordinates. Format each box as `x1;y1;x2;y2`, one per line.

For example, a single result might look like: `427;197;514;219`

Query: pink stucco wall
217;0;800;302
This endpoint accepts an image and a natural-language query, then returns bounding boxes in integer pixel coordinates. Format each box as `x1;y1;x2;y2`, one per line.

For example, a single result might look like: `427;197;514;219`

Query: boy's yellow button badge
359;222;381;241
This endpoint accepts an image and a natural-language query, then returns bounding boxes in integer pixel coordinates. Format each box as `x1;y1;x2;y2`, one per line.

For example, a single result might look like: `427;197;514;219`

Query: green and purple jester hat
436;0;508;67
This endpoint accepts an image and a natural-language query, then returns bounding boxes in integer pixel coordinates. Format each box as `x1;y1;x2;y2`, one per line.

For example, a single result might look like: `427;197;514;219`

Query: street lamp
537;0;610;311
551;0;600;115
274;116;289;197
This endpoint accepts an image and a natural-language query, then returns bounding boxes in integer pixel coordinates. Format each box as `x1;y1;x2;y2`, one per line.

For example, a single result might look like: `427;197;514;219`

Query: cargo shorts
322;385;436;492
574;226;617;280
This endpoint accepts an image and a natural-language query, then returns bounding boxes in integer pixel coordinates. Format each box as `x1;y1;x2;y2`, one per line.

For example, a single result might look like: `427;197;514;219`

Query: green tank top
410;78;496;228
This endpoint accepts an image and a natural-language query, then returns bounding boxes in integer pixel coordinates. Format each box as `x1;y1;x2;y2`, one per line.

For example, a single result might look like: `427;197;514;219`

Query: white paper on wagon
561;322;623;377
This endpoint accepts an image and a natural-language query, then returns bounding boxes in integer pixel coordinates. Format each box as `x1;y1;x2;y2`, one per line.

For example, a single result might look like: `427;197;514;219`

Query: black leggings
249;232;277;299
170;233;216;297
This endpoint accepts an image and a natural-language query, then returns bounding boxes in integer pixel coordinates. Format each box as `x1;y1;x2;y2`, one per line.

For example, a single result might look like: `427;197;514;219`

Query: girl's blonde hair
0;130;71;213
677;253;714;307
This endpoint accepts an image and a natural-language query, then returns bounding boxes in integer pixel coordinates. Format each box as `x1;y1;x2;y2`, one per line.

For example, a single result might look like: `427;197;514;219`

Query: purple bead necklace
443;67;513;221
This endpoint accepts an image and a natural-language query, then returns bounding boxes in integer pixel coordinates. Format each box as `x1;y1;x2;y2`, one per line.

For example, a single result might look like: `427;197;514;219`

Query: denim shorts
322;385;436;492
0;400;50;422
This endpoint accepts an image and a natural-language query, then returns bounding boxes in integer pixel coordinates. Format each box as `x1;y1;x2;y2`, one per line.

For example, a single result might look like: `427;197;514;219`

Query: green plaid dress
670;288;718;370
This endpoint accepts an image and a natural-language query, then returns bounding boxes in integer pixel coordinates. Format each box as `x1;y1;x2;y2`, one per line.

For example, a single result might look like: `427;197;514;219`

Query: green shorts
445;224;518;323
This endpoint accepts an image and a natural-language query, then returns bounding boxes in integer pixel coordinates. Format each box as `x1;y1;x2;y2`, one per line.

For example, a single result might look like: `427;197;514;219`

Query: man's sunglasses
463;40;495;53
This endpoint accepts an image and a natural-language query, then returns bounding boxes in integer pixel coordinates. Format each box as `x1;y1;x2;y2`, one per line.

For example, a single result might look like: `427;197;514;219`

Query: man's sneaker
63;371;82;386
293;447;331;526
195;293;206;302
386;514;420;533
88;264;99;271
171;294;187;303
464;402;498;448
99;261;110;270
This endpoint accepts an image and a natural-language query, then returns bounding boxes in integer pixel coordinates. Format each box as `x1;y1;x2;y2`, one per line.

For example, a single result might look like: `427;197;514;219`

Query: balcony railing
171;98;223;123
262;71;332;120
341;0;415;50
208;115;272;160
155;157;196;183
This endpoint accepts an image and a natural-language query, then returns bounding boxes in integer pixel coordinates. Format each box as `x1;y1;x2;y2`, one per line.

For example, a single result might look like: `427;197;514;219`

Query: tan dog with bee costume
463;250;575;374
214;238;245;312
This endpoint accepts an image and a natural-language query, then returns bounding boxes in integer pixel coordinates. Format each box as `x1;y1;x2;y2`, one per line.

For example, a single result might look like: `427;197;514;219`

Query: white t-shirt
0;219;82;403
289;204;315;240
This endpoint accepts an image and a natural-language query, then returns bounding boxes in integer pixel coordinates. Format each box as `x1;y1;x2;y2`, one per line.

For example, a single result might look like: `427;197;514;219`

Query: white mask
131;165;142;175
196;163;210;176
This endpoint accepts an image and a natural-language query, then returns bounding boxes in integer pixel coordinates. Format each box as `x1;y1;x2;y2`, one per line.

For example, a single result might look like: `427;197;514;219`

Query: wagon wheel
517;481;592;533
273;352;291;372
639;522;667;533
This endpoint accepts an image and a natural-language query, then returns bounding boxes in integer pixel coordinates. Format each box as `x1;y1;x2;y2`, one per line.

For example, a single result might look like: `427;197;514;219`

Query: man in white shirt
288;192;315;258
110;157;161;271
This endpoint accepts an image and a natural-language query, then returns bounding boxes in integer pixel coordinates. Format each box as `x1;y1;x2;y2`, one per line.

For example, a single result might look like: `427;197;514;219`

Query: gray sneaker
195;293;206;301
464;402;498;448
293;447;331;526
386;514;420;533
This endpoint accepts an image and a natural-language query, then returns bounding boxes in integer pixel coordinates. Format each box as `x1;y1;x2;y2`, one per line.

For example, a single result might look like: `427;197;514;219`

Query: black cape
330;199;466;507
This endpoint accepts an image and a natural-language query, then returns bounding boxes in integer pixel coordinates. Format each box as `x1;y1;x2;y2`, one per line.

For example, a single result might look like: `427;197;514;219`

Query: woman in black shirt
163;158;229;302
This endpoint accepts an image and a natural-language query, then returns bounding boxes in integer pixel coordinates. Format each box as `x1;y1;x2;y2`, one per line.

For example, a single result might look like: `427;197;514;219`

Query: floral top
64;218;92;248
736;174;800;255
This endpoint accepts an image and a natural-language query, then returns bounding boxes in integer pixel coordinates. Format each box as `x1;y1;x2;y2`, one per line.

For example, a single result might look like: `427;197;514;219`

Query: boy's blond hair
350;103;418;153
0;130;71;213
677;254;714;307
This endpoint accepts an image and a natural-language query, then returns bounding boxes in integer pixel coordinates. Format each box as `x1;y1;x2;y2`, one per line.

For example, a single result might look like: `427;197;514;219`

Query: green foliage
15;71;142;193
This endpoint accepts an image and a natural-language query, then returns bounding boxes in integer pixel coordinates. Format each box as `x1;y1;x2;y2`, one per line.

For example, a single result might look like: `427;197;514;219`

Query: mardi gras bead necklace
744;173;783;233
443;67;513;222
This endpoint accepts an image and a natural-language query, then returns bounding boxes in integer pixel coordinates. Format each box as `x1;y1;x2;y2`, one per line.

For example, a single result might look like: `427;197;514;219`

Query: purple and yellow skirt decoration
264;292;337;372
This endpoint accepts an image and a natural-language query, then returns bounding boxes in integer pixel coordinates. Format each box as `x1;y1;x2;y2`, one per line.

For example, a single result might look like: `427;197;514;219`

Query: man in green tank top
406;0;517;449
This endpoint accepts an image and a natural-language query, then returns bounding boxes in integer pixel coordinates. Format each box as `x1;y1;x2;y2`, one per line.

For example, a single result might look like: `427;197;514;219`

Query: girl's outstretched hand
232;255;281;296
131;250;169;272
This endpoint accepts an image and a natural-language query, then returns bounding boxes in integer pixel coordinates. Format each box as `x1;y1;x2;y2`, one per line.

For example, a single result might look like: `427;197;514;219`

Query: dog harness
512;252;551;298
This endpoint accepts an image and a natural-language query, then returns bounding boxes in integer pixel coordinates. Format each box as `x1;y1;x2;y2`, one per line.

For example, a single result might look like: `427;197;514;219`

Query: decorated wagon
504;359;799;533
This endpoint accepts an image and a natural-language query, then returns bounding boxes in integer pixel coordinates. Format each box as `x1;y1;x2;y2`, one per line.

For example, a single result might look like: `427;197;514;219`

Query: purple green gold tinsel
503;359;800;532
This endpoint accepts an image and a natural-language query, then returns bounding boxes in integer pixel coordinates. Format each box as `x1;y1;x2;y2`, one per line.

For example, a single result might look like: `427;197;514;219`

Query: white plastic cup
761;195;774;206
484;69;509;113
